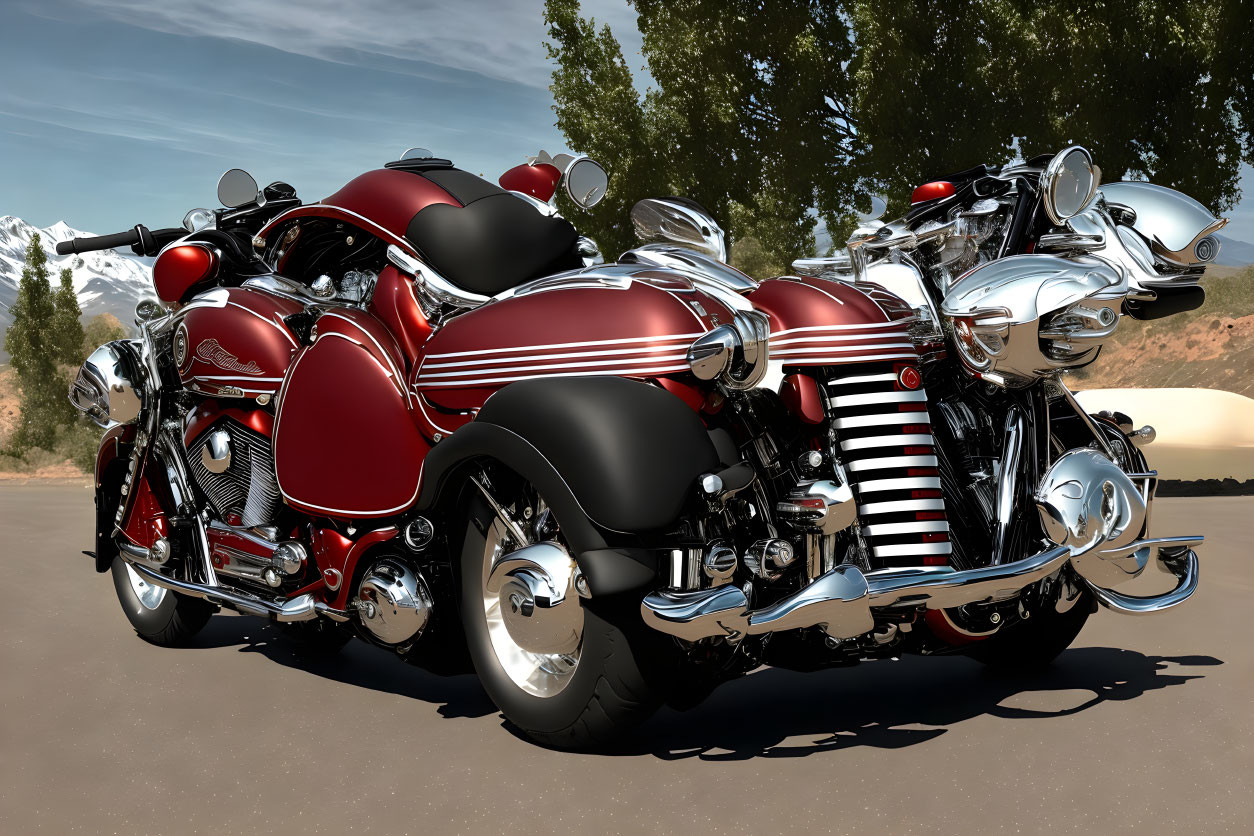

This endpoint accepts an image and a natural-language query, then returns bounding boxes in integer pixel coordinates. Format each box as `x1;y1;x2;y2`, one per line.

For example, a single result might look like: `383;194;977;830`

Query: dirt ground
0;486;1250;835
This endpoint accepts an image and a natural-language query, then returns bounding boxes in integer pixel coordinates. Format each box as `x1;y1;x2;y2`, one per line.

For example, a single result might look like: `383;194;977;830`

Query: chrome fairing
69;341;147;428
941;254;1127;386
630;197;728;261
1100;181;1227;268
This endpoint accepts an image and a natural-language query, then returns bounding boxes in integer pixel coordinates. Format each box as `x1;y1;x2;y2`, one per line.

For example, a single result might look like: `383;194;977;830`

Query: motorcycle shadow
627;648;1221;761
191;614;497;720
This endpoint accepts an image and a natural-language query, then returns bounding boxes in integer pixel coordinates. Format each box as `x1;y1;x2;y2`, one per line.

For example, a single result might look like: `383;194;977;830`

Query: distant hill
1215;234;1254;267
0;216;150;361
1069;264;1254;395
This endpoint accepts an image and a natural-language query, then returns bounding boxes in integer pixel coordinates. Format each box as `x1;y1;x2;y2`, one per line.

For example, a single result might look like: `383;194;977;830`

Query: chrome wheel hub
481;516;584;698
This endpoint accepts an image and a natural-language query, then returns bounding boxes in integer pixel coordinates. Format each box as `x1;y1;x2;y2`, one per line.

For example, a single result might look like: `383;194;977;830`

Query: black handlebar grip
54;227;143;256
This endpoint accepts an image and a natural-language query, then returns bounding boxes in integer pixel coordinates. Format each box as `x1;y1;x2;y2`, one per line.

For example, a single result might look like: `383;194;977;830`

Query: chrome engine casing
356;559;434;646
186;418;281;528
70;341;146;428
940;254;1127;386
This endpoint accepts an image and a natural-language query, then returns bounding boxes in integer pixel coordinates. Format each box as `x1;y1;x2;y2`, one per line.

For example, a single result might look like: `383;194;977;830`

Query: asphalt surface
1;485;1250;835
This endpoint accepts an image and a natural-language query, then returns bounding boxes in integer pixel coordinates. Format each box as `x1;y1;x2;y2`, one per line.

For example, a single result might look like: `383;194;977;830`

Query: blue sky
2;0;1253;244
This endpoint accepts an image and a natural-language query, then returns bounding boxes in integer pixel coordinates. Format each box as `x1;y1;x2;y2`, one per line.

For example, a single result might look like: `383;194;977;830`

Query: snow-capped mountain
0;216;153;360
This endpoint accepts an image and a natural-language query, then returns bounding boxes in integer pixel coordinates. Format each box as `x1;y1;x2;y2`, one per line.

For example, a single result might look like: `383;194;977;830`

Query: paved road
1;486;1250;835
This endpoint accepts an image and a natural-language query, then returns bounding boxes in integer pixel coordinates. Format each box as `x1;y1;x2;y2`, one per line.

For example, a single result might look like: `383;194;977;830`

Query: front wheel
111;557;214;646
459;474;663;749
969;589;1095;670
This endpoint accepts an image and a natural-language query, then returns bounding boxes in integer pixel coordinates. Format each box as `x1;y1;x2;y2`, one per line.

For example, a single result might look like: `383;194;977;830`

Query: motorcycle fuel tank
174;287;303;399
409;265;738;430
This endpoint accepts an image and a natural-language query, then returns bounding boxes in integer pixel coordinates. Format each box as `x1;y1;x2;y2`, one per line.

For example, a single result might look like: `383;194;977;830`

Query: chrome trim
839;434;934;451
642;544;1075;642
630;197;727;261
122;560;344;623
861;520;949;536
831;412;924;430
1083;547;1200;615
872;542;953;558
623;244;757;293
992;409;1024;564
857;498;946;515
856;476;941;493
1100;181;1228;266
829;390;927;408
846;455;937;472
386;244;490;310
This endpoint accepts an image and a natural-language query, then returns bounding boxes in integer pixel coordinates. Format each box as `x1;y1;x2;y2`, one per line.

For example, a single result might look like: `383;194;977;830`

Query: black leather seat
403;167;582;297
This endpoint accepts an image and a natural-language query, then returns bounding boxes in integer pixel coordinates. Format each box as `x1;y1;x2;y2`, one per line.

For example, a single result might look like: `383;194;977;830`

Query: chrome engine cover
941;254;1127;386
356;559;433;646
187;418;281;528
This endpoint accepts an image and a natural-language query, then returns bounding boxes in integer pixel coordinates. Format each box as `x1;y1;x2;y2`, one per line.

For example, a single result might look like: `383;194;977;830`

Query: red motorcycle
65;146;1210;747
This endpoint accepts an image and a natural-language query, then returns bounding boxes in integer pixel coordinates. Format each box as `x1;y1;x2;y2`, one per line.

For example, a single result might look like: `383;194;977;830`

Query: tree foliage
3;234;84;453
544;0;1254;274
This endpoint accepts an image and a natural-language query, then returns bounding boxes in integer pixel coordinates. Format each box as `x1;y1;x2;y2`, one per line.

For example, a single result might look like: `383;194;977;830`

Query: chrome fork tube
992;408;1024;565
1054;376;1116;458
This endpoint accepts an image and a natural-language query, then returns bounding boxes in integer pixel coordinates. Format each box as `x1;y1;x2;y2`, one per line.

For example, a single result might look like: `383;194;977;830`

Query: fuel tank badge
196;338;264;375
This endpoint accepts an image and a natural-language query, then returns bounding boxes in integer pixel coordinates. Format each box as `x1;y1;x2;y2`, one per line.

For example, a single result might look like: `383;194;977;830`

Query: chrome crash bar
122;559;350;623
641;539;1201;642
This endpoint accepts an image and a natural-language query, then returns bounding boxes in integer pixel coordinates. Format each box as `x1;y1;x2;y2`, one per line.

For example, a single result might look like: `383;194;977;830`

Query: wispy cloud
51;0;643;89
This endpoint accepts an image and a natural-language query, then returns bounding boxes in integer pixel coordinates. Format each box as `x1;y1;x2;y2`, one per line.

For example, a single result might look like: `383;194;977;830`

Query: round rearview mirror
855;193;888;224
565;158;608;209
1042;146;1101;225
217;168;260;208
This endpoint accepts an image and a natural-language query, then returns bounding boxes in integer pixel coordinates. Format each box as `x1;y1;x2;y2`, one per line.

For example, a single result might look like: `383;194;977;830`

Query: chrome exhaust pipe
122;559;348;623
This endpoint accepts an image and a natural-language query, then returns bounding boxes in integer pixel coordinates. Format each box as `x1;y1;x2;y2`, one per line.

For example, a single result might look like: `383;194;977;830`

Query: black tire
459;490;663;750
970;591;1095;670
111;556;215;646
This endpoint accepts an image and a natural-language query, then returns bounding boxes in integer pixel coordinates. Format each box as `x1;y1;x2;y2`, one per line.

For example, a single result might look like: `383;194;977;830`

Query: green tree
51;267;85;365
545;0;1254;263
4;233;73;451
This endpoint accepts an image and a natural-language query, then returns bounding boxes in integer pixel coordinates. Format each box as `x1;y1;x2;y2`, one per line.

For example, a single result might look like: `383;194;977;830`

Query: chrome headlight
1041;146;1101;226
69;341;145;428
686;311;770;391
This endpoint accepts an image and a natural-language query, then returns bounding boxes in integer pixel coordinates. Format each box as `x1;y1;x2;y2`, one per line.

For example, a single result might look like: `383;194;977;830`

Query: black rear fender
415;377;720;595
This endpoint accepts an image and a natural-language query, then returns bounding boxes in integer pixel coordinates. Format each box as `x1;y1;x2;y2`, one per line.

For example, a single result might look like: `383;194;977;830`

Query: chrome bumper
640;538;1201;642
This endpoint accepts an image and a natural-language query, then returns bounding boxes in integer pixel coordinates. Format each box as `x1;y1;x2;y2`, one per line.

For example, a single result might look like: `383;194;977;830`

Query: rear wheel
111;556;214;646
459;472;662;749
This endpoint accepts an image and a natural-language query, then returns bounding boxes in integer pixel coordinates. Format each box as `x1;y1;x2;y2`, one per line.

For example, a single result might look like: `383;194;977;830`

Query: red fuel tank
409;267;736;436
173;287;303;399
747;276;916;368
